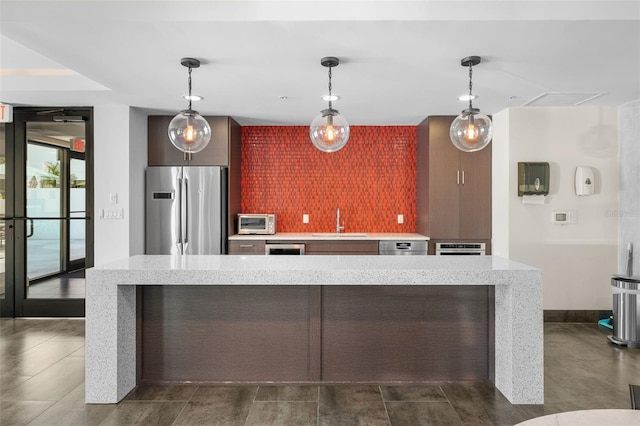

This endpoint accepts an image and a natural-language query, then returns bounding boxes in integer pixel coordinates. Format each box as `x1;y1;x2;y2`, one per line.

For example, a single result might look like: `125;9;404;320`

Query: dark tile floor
1;319;639;425
27;270;85;299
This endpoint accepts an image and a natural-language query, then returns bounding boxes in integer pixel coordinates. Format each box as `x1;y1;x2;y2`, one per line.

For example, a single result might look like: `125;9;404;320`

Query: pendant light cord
468;62;474;111
328;66;333;110
187;66;193;111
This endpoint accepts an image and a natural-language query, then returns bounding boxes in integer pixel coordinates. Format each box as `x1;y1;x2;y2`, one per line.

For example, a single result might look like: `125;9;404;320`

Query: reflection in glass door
25;130;87;300
69;157;86;269
26;142;63;281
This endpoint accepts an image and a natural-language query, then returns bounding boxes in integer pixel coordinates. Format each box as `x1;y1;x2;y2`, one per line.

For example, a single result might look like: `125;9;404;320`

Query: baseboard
544;310;612;323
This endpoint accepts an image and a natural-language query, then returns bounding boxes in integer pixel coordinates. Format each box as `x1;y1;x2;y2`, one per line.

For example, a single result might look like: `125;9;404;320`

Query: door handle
177;177;184;254
26;218;34;238
457;170;460;185
462;171;465;185
184;178;189;246
3;217;37;237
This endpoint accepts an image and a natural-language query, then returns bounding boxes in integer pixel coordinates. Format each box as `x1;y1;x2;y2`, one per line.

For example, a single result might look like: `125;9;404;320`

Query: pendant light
450;56;493;152
168;57;211;161
310;57;350;152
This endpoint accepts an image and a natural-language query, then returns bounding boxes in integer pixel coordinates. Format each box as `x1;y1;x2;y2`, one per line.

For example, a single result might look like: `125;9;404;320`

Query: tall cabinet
147;115;242;245
416;116;491;253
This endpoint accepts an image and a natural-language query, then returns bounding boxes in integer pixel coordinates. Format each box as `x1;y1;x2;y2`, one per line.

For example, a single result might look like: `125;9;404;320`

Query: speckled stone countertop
88;254;535;286
228;232;429;241
86;255;543;406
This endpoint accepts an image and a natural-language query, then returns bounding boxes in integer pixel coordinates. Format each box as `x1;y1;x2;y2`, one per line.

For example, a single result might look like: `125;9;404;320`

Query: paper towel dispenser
518;162;550;196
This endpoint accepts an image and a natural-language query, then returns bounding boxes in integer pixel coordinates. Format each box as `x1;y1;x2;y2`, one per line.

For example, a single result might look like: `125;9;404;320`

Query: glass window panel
70;158;85;262
26;143;62;282
1;123;6;300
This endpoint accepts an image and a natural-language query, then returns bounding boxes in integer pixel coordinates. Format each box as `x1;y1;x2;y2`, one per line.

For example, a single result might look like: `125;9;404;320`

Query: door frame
3;107;94;317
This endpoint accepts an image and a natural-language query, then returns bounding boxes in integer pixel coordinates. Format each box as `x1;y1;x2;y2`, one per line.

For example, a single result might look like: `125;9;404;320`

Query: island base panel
321;286;491;382
141;286;313;382
140;285;493;383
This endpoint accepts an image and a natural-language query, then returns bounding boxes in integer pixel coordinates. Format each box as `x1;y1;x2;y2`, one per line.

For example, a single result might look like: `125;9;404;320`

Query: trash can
610;275;640;348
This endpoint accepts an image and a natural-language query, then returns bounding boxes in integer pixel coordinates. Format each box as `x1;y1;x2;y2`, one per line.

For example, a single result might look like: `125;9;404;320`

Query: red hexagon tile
241;126;416;233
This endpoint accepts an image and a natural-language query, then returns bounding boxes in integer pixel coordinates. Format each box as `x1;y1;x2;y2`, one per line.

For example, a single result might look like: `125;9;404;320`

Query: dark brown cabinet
305;240;379;255
228;239;380;255
416;116;491;242
148;115;239;167
147;115;242;241
228;241;266;255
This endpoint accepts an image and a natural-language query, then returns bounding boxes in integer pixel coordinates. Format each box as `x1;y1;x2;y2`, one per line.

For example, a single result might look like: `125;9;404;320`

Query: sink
311;233;369;238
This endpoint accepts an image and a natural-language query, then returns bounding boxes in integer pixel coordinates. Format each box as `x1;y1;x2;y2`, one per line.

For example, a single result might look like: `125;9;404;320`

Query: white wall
493;106;619;310
619;100;640;275
128;107;147;256
93;105;147;266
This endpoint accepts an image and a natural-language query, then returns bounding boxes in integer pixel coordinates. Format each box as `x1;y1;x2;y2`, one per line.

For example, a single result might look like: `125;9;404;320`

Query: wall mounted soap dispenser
575;166;595;196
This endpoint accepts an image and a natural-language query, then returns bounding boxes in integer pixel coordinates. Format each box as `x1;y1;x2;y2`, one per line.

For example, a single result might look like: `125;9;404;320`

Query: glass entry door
3;108;93;317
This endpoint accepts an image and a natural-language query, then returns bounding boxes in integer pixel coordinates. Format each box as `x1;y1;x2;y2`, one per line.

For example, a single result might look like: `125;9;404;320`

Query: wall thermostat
552;210;577;225
575;166;595;196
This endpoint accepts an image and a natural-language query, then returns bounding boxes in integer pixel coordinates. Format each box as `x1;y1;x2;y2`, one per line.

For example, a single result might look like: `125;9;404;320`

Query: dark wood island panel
140;285;493;383
141;285;315;382
321;286;491;382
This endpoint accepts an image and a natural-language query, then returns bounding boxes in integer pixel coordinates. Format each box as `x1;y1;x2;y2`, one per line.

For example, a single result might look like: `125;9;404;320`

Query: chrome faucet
336;208;345;233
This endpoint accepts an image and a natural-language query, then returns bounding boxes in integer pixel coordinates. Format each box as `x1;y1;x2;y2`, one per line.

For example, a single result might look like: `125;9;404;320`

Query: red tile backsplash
241;126;416;233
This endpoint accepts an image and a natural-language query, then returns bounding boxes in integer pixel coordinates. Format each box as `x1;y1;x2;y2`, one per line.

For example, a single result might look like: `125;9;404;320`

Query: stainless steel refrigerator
145;166;227;255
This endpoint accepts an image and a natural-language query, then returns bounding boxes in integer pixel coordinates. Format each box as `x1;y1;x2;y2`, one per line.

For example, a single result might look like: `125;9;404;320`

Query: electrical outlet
303;214;309;224
110;192;118;204
398;214;404;224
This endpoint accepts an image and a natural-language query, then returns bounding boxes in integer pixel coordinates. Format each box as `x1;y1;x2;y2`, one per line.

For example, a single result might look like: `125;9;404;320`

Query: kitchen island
85;255;542;405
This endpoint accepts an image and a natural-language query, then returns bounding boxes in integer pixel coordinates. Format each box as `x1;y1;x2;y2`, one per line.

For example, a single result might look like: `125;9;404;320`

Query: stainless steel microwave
238;214;276;235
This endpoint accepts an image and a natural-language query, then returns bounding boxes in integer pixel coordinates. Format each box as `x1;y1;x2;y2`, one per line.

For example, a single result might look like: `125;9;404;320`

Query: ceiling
1;0;639;126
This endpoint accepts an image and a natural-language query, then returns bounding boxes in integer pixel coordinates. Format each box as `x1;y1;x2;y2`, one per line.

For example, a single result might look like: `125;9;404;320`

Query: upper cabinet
148;115;239;167
147;115;242;239
416;116;491;241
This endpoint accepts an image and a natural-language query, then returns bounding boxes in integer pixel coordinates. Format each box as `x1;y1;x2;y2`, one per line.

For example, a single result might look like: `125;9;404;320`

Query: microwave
238;214;276;235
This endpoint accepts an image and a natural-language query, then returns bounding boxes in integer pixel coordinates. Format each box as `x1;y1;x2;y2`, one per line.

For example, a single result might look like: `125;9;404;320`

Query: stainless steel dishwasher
379;240;428;255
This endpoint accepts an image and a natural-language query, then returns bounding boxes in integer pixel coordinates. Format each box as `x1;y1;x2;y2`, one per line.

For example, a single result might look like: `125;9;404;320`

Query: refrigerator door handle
183;177;189;251
177;176;184;254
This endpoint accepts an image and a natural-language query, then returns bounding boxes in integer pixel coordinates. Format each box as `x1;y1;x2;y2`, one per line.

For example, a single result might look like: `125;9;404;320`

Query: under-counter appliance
379;240;427;255
435;242;485;255
265;243;305;255
238;214;276;235
145;166;227;255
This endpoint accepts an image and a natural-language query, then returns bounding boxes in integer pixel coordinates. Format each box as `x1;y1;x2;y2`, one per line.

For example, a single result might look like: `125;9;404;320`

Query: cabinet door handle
239;244;254;248
462;171;465;185
457;170;460;185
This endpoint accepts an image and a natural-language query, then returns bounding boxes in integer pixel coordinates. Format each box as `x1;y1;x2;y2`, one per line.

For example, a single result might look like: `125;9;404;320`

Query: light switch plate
303;214;309;224
102;208;124;219
397;214;404;224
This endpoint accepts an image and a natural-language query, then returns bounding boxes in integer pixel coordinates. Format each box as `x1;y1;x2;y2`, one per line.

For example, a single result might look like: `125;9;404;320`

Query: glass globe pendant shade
168;109;211;154
449;109;493;152
310;108;350;152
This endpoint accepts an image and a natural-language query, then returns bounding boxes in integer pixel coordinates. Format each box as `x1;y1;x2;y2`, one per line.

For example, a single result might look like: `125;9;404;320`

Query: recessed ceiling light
457;94;477;101
183;94;203;101
321;94;340;102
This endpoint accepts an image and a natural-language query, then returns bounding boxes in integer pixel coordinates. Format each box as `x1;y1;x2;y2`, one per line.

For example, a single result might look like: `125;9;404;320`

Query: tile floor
1;319;639;425
27;271;85;299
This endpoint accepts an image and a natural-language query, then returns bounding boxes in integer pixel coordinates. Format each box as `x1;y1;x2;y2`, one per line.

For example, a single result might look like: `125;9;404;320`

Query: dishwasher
379;240;428;255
